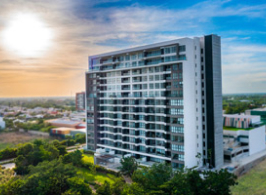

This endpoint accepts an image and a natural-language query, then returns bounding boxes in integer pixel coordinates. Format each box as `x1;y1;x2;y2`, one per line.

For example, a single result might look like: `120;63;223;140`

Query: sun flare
2;13;53;57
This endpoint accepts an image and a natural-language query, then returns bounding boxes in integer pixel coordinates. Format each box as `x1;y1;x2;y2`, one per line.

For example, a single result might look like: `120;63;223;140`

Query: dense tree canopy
119;156;138;177
0;159;92;195
129;163;237;195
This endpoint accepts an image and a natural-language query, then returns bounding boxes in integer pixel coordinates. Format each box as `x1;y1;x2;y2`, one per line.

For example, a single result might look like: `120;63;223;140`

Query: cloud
0;60;20;64
0;0;266;96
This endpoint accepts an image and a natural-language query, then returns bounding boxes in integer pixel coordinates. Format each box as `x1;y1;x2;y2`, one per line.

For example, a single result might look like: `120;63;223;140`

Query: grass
0;166;14;185
0;132;53;150
82;154;94;164
231;158;266;195
77;168;118;185
78;153;119;185
223;126;253;131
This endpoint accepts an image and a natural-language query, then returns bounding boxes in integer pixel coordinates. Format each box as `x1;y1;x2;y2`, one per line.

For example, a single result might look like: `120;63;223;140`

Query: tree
62;150;83;167
122;183;146;195
1;159;92;195
132;163;173;191
186;169;206;195
131;163;237;195
203;169;237;195
119;156;138;177
0;148;17;161
0;165;14;186
111;178;126;195
67;177;92;195
53;140;67;156
160;169;193;195
96;181;112;195
75;133;86;144
14;140;60;175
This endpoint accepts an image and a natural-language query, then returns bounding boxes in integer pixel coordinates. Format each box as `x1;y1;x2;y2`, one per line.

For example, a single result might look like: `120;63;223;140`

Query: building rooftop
89;37;192;58
52;127;76;131
252;108;266;112
47;119;81;125
223;126;253;131
223;114;259;119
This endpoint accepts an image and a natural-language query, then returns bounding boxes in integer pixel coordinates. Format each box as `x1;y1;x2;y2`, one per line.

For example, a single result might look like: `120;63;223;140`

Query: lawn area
77;167;118;185
231;159;266;195
0;132;52;150
82;154;94;164
78;153;119;185
223;126;253;131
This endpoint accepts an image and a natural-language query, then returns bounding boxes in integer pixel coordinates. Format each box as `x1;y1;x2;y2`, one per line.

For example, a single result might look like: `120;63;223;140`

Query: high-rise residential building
86;34;223;169
76;92;85;111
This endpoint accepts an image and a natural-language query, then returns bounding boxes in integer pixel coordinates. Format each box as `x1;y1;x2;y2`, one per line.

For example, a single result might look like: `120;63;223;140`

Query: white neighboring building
223;114;266;162
0;116;5;129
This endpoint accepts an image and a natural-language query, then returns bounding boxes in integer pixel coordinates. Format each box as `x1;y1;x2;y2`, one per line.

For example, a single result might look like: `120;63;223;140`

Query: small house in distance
223;114;265;163
50;127;86;138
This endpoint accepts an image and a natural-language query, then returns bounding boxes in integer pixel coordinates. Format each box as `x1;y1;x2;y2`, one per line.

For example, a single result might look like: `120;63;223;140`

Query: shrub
95;165;120;177
83;150;95;155
0;148;17;161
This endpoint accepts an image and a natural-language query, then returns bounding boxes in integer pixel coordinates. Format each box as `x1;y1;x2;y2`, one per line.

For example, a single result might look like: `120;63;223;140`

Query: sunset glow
2;13;53;57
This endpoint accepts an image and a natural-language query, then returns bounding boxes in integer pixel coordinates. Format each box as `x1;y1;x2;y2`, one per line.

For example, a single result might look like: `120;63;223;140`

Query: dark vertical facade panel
205;35;215;167
204;35;223;169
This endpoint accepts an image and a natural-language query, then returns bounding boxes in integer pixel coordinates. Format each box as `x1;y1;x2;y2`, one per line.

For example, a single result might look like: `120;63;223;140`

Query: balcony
122;78;130;83
145;50;161;58
122;85;130;90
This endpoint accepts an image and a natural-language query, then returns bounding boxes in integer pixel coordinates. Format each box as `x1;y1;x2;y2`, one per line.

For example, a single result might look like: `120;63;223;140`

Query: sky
0;0;266;97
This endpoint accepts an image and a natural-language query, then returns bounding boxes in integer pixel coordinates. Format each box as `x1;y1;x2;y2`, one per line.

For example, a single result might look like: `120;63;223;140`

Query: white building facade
86;35;223;169
0;116;5;129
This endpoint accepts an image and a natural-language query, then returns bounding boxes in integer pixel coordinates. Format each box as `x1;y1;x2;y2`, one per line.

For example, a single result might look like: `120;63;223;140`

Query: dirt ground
0;132;51;150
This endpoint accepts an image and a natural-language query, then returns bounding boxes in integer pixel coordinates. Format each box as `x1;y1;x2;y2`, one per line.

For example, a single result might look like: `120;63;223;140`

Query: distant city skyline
0;0;266;97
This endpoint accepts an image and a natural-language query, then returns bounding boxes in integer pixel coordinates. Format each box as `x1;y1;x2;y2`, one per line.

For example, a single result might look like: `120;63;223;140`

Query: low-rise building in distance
223;114;265;163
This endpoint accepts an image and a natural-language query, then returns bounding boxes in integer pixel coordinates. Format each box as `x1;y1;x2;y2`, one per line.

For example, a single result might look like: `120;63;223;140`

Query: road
1;163;15;169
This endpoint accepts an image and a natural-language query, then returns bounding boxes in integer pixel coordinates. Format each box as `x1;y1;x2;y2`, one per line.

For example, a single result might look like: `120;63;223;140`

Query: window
171;126;184;134
139;130;145;136
179;45;186;52
139;146;146;152
179;154;184;161
139;123;145;129
171;135;184;143
142;84;147;89
170;108;184;115
172;144;184;152
131;54;137;60
173;81;179;88
173;73;178;79
170;99;183;106
172;154;184;161
125;55;130;61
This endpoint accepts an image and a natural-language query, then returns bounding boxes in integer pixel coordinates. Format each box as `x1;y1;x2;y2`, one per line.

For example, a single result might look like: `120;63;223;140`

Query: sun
2;13;53;57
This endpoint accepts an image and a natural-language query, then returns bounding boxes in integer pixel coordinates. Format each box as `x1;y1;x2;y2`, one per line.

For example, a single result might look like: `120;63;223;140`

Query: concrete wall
249;126;266;155
183;38;201;168
28;130;50;137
